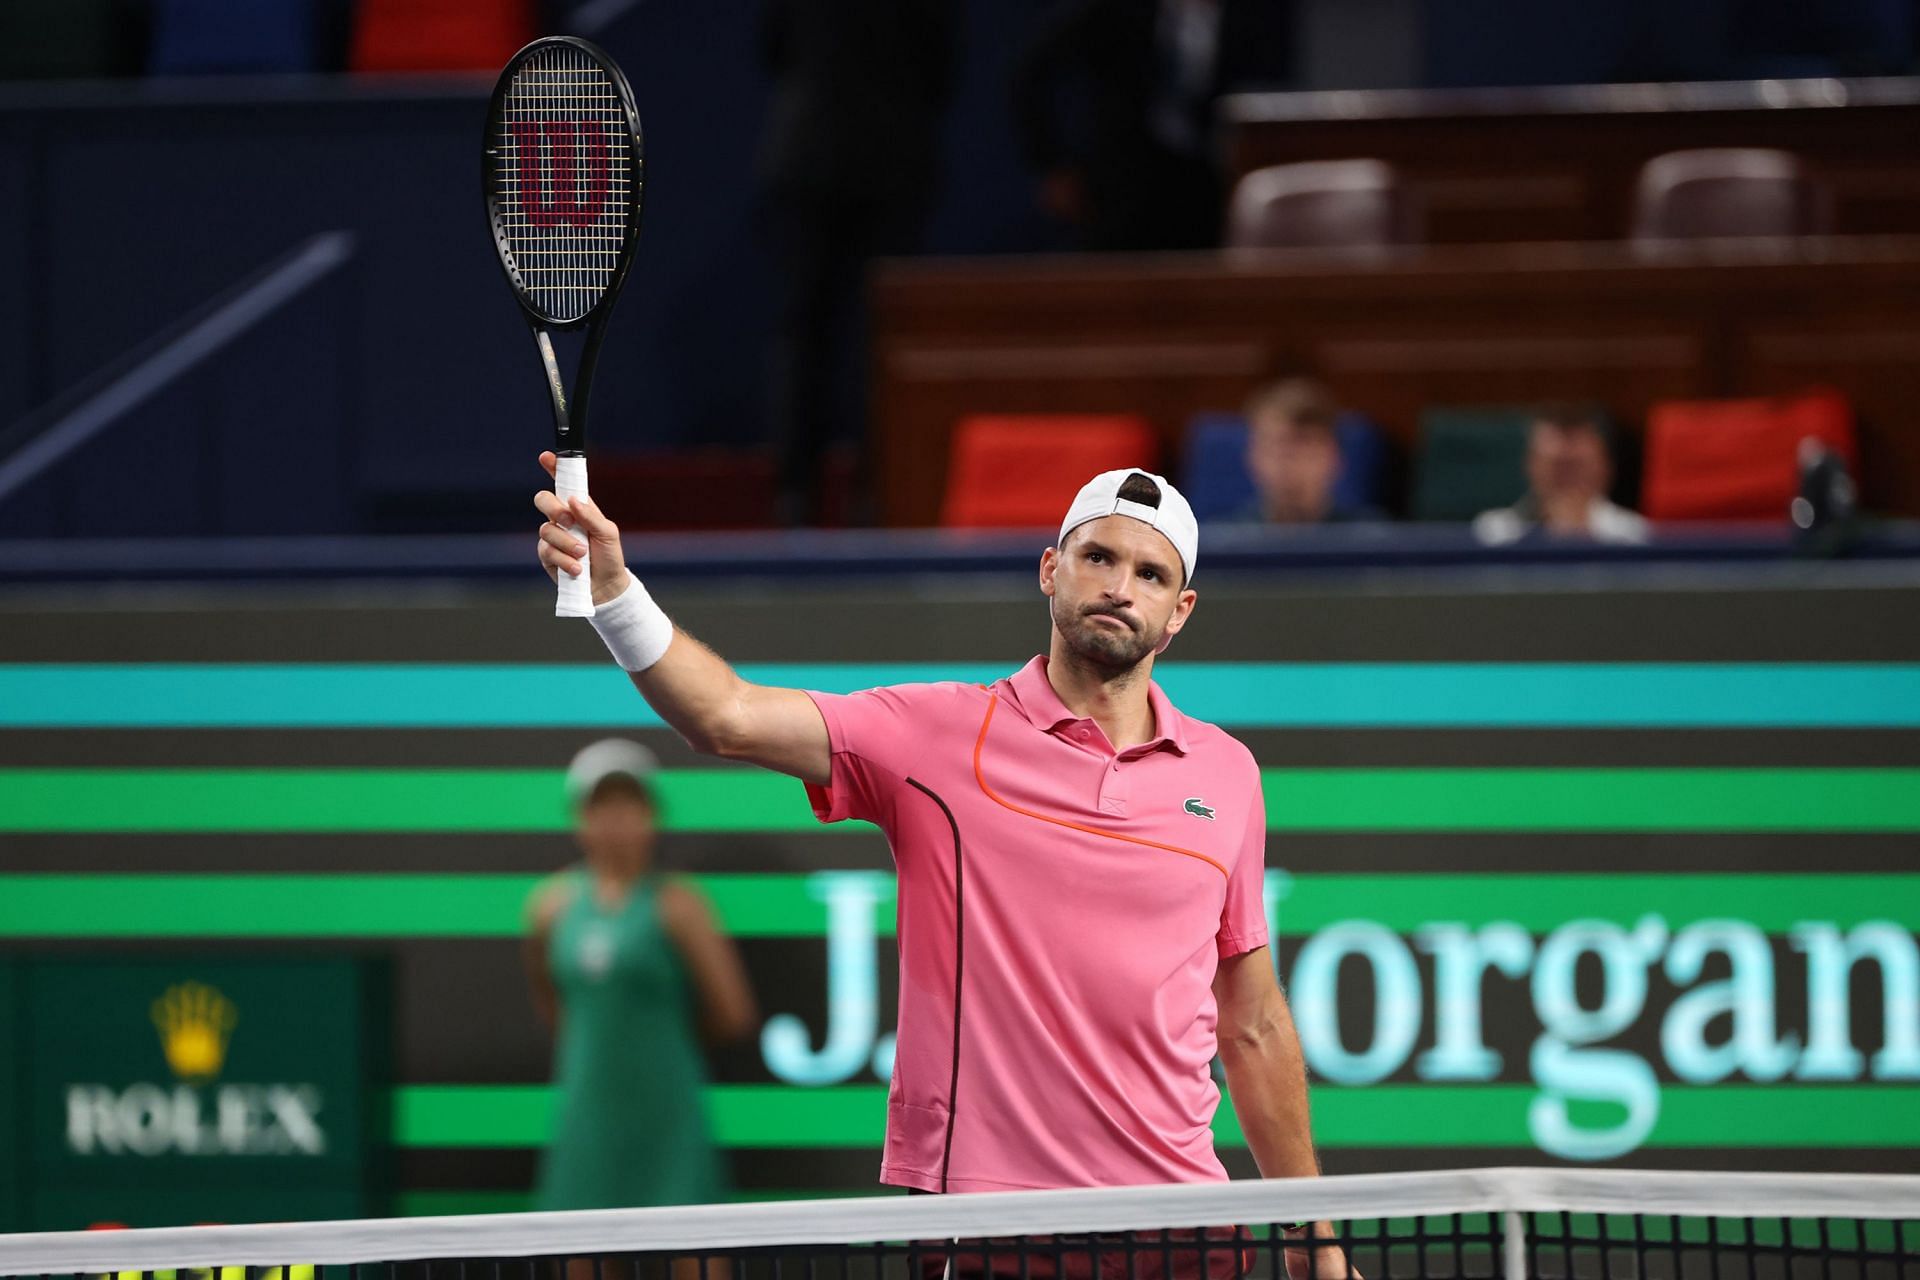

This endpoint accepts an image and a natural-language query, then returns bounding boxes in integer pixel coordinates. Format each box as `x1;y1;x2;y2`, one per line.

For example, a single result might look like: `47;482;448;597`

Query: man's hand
1285;1225;1363;1280
534;451;631;607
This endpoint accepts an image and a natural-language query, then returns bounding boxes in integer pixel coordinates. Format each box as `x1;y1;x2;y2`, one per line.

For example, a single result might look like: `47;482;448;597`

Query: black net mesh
4;1178;1917;1280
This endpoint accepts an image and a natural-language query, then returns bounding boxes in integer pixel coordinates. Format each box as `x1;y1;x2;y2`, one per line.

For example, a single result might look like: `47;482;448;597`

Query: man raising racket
534;454;1350;1277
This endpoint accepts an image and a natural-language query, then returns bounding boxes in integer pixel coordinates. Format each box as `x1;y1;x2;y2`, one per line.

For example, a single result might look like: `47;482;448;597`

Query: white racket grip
553;455;596;619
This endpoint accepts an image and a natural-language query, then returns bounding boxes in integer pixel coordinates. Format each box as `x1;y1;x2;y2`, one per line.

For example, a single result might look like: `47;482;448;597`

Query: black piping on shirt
906;777;963;1193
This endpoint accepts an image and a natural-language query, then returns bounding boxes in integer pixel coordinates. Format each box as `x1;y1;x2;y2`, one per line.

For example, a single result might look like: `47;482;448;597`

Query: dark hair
1245;377;1339;434
1115;472;1162;507
585;772;656;811
1531;401;1610;436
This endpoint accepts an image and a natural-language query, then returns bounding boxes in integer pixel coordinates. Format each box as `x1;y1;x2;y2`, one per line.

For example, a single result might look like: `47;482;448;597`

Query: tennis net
1;1169;1915;1280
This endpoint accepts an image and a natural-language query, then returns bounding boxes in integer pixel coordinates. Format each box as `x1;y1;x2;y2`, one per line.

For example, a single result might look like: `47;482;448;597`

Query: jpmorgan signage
758;871;1919;1162
1282;910;1917;1160
21;957;387;1229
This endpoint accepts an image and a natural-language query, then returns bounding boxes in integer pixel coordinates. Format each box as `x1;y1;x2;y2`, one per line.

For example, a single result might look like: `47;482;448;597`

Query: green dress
535;872;726;1209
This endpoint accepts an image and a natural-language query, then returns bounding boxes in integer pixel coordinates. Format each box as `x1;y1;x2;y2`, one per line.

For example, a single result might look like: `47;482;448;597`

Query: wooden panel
1221;79;1920;244
872;237;1920;525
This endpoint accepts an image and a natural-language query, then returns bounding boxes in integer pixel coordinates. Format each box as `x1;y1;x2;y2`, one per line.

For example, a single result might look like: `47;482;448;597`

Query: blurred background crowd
2;0;1916;551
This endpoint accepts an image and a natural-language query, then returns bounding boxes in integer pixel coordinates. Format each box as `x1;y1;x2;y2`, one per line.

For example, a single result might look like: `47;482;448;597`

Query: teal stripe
1;664;1917;728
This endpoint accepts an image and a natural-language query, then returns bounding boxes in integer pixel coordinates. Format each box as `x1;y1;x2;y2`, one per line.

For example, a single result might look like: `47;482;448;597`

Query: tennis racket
484;36;645;618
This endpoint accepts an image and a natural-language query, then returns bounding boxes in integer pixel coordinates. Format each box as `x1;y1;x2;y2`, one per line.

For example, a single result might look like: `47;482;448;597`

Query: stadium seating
941;415;1157;528
1225;160;1418;250
349;0;535;73
1410;406;1535;522
1642;389;1856;521
150;0;322;75
0;0;139;79
1180;411;1391;521
1632;149;1832;241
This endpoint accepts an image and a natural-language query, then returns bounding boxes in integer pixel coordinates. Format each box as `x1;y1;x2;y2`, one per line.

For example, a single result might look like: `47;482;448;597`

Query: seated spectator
1235;378;1380;524
1473;404;1649;545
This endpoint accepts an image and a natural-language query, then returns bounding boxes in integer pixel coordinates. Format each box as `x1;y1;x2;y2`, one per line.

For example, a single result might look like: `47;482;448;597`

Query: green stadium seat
1410;406;1535;522
0;0;142;80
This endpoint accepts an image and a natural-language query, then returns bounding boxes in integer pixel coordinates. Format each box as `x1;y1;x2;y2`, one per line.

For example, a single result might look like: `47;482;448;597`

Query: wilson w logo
512;121;611;228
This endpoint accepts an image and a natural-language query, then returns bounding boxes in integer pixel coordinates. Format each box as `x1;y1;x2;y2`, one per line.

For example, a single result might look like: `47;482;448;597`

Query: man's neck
1539;491;1599;533
1264;491;1331;524
1043;644;1158;750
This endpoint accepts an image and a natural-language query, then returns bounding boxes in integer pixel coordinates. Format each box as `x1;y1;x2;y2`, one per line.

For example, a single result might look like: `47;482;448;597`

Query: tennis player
535;457;1350;1278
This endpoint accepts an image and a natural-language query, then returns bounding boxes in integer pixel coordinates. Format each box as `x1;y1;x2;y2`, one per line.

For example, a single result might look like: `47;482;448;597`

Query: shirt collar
1005;655;1190;755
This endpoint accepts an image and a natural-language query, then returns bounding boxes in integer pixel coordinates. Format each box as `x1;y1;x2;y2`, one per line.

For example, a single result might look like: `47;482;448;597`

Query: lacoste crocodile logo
1183;797;1215;821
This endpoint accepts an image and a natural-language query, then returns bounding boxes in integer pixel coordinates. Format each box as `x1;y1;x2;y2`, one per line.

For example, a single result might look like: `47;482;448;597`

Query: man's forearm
1219;997;1321;1180
629;627;755;757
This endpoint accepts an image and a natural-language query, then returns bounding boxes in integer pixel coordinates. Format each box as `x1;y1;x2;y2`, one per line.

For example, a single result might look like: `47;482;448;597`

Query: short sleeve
1216;764;1269;958
802;684;948;826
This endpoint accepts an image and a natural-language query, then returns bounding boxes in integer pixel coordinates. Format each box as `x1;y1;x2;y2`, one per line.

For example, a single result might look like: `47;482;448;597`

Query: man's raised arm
534;452;830;786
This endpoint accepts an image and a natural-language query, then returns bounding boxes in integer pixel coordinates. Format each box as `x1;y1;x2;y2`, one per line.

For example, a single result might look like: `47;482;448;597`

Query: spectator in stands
1233;378;1379;524
759;0;957;525
1473;405;1650;545
1011;0;1295;251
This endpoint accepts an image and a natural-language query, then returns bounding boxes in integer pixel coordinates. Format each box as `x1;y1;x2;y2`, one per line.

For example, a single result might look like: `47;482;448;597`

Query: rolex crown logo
151;981;238;1083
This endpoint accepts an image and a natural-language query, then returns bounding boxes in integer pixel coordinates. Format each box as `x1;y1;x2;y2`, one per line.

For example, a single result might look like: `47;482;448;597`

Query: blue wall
0;1;1056;537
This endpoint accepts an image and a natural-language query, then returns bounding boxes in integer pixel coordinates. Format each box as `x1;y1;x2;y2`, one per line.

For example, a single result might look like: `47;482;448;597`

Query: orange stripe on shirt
971;693;1230;880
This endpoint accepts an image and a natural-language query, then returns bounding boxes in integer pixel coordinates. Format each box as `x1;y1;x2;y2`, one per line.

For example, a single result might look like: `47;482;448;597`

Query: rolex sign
19;956;388;1229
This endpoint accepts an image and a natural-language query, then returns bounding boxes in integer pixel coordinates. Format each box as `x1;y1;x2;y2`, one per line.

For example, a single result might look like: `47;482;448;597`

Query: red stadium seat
942;415;1158;528
1642;389;1856;521
349;0;535;73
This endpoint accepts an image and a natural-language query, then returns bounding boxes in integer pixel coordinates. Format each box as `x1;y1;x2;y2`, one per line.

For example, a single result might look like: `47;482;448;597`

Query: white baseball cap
566;738;660;807
1058;469;1198;585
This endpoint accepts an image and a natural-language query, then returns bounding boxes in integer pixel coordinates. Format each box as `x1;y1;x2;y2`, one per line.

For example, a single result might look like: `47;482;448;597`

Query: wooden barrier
1220;78;1920;244
871;236;1920;525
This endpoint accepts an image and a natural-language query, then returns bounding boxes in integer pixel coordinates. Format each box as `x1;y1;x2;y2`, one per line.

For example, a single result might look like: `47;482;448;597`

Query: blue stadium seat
1332;413;1390;514
149;0;321;75
1181;414;1260;521
1182;411;1390;521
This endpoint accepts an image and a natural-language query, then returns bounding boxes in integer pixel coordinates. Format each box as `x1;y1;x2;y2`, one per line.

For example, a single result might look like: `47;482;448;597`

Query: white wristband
587;570;674;672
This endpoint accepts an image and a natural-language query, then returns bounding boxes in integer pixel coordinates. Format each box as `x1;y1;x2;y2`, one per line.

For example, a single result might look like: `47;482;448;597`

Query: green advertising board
17;955;387;1229
0;960;21;1232
1;578;1917;1212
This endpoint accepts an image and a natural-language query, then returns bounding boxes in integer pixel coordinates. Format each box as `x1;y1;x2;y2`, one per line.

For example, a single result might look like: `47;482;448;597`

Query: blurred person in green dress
525;739;758;1216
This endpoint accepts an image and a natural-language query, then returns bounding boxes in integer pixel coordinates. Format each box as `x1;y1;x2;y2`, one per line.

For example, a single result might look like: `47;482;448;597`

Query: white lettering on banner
761;872;896;1086
1416;923;1534;1081
64;1084;326;1157
1792;922;1920;1079
1529;917;1668;1159
1290;921;1423;1084
759;871;1920;1161
1662;920;1799;1084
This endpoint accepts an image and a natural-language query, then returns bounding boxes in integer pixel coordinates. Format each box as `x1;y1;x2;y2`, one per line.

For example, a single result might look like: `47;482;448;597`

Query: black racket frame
482;35;645;458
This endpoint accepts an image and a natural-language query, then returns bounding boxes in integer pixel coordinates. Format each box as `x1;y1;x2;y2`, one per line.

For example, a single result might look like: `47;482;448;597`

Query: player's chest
926;727;1241;902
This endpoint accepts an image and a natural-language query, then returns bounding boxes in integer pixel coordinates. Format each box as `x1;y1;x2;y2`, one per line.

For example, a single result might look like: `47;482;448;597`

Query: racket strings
493;42;636;323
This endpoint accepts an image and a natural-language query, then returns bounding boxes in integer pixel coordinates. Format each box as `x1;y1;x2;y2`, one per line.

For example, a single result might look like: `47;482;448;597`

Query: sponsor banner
3;579;1916;1201
1;663;1917;729
19;956;387;1229
1;767;1917;834
0;960;21;1232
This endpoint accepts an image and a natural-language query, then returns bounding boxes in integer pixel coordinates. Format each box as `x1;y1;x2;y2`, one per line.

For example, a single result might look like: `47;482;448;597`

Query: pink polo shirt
804;655;1269;1193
